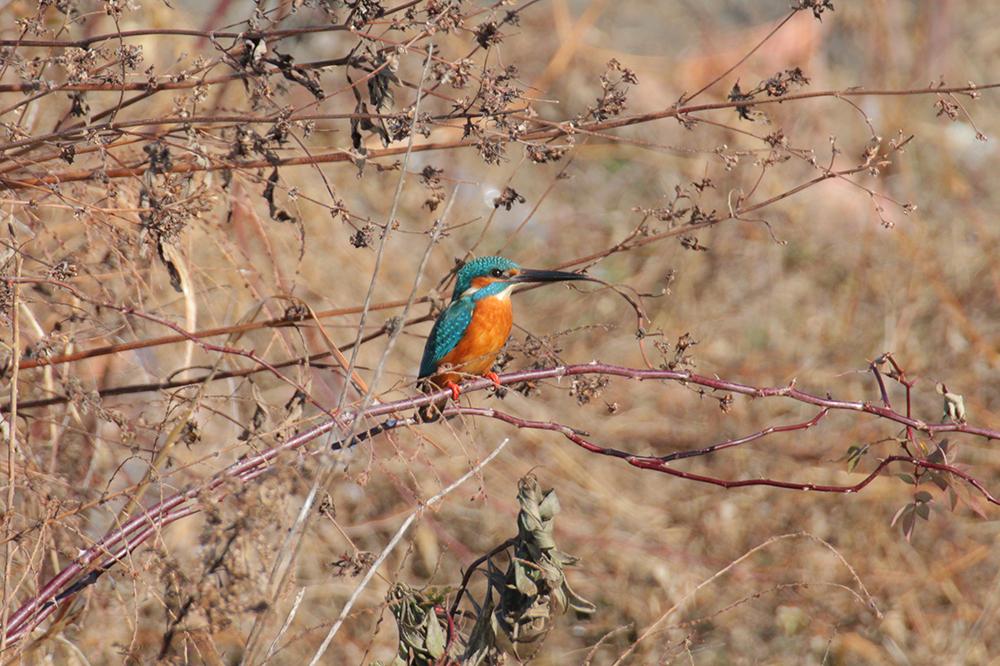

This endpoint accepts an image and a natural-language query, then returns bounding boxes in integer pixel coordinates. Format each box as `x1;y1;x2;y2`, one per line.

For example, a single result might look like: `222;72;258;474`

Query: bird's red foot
484;371;502;389
445;380;461;401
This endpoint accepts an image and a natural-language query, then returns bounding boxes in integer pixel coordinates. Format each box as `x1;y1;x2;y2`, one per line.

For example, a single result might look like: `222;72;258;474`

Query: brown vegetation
0;0;998;663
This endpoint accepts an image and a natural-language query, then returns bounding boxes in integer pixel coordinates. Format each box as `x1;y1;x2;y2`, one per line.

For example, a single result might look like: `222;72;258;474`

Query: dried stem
0;254;22;653
306;437;511;665
2;361;996;647
3;83;996;189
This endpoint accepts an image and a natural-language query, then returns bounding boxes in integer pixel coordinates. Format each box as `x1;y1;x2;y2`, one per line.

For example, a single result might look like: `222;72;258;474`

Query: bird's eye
490;268;504;278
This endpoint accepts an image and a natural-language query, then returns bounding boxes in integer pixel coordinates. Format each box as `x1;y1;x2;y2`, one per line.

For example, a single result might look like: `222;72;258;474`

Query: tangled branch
3;361;996;646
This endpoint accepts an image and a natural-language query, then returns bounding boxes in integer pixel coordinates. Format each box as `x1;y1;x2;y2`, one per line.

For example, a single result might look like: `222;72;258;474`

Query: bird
418;255;591;407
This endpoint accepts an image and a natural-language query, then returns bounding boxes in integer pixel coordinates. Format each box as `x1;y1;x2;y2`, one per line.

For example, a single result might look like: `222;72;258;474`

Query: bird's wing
419;298;475;378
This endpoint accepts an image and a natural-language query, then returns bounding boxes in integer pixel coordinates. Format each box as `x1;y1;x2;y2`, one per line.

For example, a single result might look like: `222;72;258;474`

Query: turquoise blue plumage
419;298;475;378
417;256;590;393
418;257;520;379
448;256;519;302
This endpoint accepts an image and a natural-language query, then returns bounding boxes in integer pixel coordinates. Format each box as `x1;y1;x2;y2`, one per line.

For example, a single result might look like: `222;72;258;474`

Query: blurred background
1;0;998;663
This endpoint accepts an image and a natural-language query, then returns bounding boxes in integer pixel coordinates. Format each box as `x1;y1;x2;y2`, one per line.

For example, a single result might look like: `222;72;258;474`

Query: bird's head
451;255;591;302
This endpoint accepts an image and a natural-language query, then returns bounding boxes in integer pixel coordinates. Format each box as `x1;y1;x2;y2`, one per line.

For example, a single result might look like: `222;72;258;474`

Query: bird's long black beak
509;268;594;284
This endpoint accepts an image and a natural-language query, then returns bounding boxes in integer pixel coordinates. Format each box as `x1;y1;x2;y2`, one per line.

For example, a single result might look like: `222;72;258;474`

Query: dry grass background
0;0;998;663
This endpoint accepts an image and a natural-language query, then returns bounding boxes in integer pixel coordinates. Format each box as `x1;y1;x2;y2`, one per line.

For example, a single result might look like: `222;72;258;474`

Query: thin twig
306;437;511;666
0;253;22;653
4;83;997;189
241;45;440;664
4;359;998;647
611;532;878;665
680;10;798;104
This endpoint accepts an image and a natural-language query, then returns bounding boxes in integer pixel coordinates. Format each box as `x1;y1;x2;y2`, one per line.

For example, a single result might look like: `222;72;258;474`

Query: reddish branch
2;83;996;189
3;362;997;646
8;317;430;411
0;26;347;50
3;1;995;657
0;108;522;157
14;295;419;371
451;406;998;500
7;277;341;419
0;0;425;49
7;158;876;398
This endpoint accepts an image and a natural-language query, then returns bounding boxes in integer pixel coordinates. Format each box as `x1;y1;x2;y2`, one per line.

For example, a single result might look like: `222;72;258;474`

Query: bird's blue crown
452;256;520;302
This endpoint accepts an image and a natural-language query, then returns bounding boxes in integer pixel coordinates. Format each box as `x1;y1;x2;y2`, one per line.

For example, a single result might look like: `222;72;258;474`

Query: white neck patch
459;282;516;302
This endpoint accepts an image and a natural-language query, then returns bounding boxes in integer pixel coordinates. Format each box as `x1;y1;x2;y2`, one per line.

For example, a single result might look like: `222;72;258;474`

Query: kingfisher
418;256;591;402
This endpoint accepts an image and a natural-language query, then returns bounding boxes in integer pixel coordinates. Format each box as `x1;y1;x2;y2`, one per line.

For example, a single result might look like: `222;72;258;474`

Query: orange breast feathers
434;295;513;383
